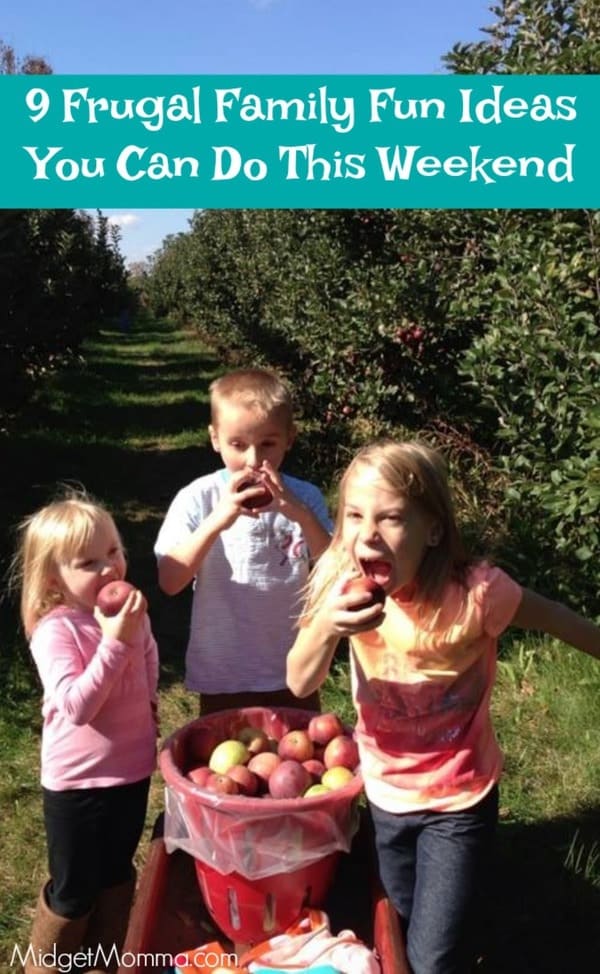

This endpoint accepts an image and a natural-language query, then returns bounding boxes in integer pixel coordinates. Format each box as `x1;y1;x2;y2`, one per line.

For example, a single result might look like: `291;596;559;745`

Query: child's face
51;520;126;613
209;401;294;473
341;464;439;594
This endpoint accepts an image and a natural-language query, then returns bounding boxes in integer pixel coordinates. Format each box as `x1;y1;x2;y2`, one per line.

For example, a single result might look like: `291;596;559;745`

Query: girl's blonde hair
305;440;470;623
12;491;122;637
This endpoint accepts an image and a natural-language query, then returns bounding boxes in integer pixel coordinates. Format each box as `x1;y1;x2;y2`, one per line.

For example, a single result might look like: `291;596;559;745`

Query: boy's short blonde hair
209;369;294;429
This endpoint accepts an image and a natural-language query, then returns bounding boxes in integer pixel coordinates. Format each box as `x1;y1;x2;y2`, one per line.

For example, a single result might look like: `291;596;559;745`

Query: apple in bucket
95;580;135;617
307;712;344;746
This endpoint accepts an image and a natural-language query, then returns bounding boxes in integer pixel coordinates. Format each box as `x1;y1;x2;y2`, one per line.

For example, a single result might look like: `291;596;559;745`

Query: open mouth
360;559;392;588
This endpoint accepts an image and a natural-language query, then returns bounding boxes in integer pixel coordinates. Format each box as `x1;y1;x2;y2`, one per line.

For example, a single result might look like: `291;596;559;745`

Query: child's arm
157;473;266;595
287;577;386;696
511;588;600;660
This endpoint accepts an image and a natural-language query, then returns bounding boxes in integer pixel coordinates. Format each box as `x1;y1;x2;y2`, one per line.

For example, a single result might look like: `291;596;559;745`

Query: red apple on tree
95;580;135;616
277;729;314;762
307;712;344;746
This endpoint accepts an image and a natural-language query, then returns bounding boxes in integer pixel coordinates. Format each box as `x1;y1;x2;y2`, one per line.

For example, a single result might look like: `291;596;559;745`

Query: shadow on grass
0;318;218;698
479;808;600;972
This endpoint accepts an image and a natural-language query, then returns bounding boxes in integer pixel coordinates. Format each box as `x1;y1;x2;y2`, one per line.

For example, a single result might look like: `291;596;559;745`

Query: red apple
323;734;360;772
187;766;212;788
307;712;344;746
238;726;270;755
95;580;135;616
342;576;385;611
205;773;240;795
247;751;281;792
268;760;312;799
277;729;314;762
238;479;273;510
227;764;259;796
302;758;325;784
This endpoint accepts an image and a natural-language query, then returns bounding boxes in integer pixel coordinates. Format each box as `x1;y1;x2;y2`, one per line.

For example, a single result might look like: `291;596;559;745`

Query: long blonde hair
305;440;470;623
12;491;122;637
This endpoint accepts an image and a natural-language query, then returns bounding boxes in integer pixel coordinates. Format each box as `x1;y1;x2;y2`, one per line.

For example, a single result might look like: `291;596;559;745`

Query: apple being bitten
95;580;135;617
238;478;273;510
342;575;385;611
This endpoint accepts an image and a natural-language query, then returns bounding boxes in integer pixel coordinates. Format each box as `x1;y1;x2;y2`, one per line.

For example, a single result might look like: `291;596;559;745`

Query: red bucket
159;707;362;945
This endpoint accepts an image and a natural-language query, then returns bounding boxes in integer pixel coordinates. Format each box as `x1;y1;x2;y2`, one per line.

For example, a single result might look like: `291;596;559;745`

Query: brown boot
24;883;90;974
83;872;137;973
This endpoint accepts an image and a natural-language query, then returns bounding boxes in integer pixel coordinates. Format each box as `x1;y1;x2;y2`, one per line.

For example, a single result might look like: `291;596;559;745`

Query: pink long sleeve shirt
30;606;159;791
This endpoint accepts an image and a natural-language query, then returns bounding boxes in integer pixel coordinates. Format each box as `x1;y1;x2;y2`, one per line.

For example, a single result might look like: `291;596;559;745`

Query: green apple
303;784;330;797
321;766;354;790
208;739;249;775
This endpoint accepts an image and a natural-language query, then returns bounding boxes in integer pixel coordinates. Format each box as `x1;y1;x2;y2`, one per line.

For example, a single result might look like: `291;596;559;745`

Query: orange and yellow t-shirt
350;562;522;813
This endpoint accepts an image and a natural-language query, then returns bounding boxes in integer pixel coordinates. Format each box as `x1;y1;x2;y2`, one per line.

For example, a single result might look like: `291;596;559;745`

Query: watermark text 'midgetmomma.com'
11;943;239;971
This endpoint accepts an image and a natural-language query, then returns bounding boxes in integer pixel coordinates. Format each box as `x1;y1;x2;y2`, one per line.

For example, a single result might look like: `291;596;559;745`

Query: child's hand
325;572;387;635
213;468;270;527
94;587;147;645
259;461;301;518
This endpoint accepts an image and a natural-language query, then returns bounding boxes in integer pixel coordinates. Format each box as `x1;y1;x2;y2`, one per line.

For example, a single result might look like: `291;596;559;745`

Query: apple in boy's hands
342;576;386;610
237;478;273;510
95;580;135;616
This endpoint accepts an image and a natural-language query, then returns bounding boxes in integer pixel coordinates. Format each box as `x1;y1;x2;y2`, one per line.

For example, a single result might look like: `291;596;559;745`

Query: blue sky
3;0;493;264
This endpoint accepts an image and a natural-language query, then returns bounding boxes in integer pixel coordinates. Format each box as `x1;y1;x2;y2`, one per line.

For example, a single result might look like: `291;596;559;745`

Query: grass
1;316;599;973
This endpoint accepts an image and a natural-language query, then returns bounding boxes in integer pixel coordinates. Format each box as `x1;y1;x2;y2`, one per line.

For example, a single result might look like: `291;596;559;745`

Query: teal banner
1;74;597;207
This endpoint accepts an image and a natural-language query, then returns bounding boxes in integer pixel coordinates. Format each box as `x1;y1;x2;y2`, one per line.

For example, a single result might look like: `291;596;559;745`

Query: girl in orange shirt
287;440;599;974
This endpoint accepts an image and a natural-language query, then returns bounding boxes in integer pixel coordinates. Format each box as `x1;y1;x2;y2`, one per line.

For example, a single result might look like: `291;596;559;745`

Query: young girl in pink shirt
13;493;159;973
287;440;599;974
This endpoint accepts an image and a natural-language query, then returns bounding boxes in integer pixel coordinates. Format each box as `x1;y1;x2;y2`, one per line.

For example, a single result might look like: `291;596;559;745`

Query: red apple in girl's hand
238;479;273;510
342;576;385;610
95;580;135;616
